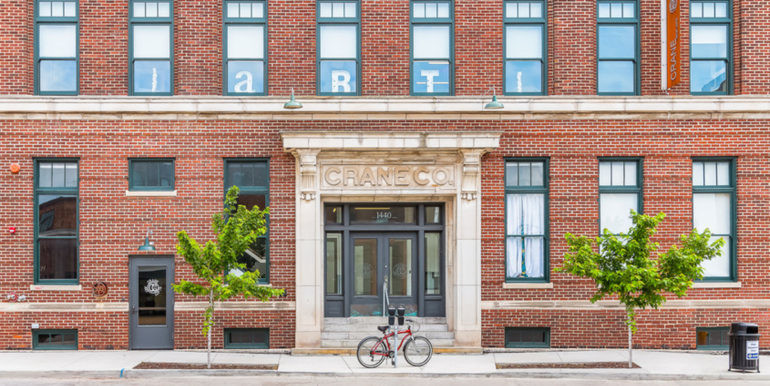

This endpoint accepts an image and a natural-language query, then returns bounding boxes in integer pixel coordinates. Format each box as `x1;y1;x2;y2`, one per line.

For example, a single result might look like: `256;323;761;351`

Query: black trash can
729;322;760;372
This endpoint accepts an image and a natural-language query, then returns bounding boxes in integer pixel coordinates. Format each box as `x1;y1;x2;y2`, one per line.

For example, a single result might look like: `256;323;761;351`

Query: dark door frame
129;255;175;350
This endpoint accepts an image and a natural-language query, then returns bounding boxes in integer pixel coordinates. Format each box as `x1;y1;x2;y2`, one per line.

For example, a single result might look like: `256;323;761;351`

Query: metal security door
129;256;174;349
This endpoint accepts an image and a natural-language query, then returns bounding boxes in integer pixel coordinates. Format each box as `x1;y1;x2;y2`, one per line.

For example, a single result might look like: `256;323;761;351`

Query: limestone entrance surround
283;132;500;348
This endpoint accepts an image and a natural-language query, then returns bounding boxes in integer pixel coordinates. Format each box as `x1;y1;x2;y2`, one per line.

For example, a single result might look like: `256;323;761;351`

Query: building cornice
0;96;770;120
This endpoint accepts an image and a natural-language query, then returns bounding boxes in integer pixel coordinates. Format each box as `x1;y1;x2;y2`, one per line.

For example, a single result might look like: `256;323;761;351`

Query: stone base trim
125;190;178;197
29;284;83;291
481;299;770;310
691;281;742;289
502;282;554;289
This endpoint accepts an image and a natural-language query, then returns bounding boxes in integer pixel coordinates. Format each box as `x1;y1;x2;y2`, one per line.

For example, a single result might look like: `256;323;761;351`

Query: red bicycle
356;319;433;368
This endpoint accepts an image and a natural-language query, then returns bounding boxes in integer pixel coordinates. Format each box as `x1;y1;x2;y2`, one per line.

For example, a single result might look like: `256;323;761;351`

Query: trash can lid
731;322;759;333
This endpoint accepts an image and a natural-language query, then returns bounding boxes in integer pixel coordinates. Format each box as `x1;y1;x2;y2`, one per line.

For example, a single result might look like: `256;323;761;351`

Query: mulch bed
496;362;641;369
134;362;278;370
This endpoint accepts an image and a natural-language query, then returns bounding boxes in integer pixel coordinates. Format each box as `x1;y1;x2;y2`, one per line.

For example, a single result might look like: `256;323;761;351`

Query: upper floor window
505;160;549;281
692;159;735;280
411;1;453;95
35;0;78;95
504;1;546;95
129;159;175;191
35;160;79;284
690;1;731;94
317;1;360;95
599;159;642;235
597;1;638;95
130;0;173;95
225;0;266;95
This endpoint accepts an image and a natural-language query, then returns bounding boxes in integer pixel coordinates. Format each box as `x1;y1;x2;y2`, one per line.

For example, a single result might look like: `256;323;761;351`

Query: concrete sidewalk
0;349;764;381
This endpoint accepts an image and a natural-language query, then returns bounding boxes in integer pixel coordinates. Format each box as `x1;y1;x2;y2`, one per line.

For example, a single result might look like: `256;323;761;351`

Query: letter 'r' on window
317;1;359;95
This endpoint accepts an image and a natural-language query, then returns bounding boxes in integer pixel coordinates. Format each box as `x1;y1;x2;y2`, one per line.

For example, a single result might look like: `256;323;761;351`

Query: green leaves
559;211;724;332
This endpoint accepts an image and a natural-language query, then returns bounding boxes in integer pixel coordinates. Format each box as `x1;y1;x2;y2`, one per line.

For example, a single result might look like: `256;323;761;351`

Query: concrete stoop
319;317;456;350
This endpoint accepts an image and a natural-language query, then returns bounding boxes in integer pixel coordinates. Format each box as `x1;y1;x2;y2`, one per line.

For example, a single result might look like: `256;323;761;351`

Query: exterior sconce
138;229;156;252
283;88;303;110
484;88;504;110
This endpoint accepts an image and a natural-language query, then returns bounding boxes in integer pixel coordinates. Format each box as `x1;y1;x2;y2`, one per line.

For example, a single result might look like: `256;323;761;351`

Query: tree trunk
627;319;633;368
207;289;213;369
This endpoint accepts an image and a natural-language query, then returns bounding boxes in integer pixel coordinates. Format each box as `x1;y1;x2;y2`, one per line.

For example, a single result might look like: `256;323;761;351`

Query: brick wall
0;0;764;96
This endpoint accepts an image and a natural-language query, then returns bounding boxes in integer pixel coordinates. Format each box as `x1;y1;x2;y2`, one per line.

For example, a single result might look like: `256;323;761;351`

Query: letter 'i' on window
504;1;546;95
225;1;266;95
317;1;359;95
130;1;173;95
692;159;735;280
411;1;453;95
505;160;548;281
598;159;642;235
690;1;731;94
225;160;270;282
35;0;79;95
35;160;79;284
597;1;638;95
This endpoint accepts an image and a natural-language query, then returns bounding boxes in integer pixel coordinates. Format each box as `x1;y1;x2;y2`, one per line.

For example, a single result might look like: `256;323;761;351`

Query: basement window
505;327;550;348
224;328;269;349
33;329;78;350
696;327;729;350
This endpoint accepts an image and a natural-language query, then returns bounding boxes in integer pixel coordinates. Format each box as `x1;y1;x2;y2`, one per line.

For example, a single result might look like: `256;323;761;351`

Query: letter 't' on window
411;1;453;95
317;1;359;95
130;1;173;95
504;1;546;95
35;0;79;94
225;1;266;95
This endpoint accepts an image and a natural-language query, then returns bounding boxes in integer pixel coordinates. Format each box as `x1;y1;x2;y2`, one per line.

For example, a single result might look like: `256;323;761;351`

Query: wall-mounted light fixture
283;88;303;110
138;229;156;252
484;87;504;110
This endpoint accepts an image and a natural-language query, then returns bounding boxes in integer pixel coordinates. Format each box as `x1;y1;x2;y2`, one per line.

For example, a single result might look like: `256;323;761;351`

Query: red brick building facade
0;0;767;351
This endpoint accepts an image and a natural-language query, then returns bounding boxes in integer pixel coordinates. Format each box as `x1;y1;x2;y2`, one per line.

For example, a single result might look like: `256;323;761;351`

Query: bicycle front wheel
403;336;433;367
356;336;387;368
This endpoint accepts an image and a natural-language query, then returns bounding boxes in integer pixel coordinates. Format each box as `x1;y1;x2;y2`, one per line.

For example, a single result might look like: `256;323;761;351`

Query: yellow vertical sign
666;0;681;88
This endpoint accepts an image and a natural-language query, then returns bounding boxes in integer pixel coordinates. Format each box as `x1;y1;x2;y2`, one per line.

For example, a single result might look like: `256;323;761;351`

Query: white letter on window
331;70;352;92
420;70;439;93
234;71;255;93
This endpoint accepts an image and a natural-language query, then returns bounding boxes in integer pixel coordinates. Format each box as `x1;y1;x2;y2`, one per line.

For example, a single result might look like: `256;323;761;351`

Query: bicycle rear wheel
403;336;433;367
356;336;387;368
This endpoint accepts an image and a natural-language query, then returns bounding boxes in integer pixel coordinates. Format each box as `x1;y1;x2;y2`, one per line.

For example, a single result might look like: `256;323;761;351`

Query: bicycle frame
371;327;413;356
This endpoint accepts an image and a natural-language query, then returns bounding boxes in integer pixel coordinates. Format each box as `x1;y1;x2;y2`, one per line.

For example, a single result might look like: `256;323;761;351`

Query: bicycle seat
377;325;389;333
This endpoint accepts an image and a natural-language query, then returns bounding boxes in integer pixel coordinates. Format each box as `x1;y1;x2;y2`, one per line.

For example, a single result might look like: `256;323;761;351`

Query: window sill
30;284;82;291
125;190;177;197
503;282;553;289
692;282;741;289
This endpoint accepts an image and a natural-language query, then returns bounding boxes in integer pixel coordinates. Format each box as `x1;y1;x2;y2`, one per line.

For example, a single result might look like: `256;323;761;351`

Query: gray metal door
129;256;174;349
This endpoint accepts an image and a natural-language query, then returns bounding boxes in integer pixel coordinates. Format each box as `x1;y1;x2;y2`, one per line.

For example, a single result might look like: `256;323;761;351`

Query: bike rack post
395;306;405;368
387;306;397;367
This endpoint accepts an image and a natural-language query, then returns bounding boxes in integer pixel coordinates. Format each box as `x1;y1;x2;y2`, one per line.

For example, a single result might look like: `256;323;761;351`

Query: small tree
173;186;284;368
559;211;723;368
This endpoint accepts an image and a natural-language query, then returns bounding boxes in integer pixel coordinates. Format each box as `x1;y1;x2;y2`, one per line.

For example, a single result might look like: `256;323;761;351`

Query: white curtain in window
693;193;731;277
506;194;545;278
600;193;637;234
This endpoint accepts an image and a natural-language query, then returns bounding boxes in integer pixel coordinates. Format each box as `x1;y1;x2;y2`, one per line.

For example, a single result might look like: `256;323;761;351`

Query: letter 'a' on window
504;1;546;95
692;159;735;280
130;1;173;95
35;0;79;95
317;1;359;95
690;1;731;94
505;160;549;281
225;1;267;95
411;1;453;95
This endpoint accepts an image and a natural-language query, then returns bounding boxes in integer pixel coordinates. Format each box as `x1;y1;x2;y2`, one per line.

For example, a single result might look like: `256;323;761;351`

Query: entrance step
321;317;455;348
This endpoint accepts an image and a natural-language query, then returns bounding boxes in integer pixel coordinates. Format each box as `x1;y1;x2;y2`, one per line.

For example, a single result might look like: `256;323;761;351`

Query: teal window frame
503;0;547;96
598;158;643;235
410;0;454;96
696;327;729;350
596;0;640;95
223;328;269;349
224;159;270;283
689;0;732;95
34;0;79;95
504;158;550;283
692;157;737;282
34;159;79;285
32;329;78;350
223;0;267;96
128;158;175;191
505;327;550;348
129;0;174;96
316;0;360;96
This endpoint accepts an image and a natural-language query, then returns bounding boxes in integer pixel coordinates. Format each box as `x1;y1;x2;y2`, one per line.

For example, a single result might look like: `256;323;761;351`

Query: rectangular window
224;328;268;348
225;160;269;282
599;159;642;235
505;160;548;281
130;0;173;95
696;327;729;350
35;0;79;95
690;1;731;94
33;329;78;350
597;1;638;95
692;159;735;280
129;159;175;191
504;1;546;95
411;0;453;95
317;1;359;95
505;327;550;348
224;0;266;95
35;160;79;284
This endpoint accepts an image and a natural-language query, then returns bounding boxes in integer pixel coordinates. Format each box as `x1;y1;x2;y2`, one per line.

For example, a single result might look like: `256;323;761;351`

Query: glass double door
351;233;418;317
